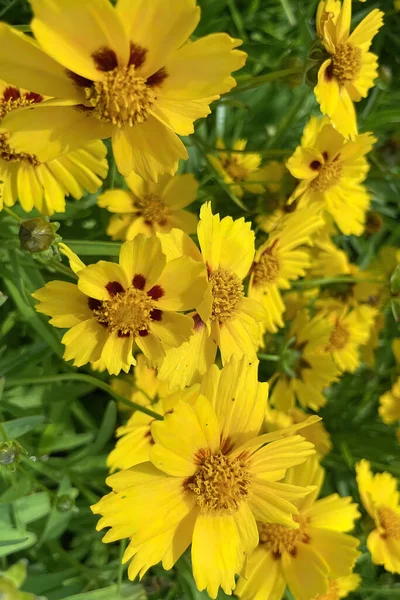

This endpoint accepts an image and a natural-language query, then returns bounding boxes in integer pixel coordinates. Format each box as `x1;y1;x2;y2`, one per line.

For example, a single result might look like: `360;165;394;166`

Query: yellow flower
321;304;375;373
98;171;198;240
32;239;207;375
255;162;299;234
92;357;320;599
379;377;400;427
248;206;324;333
0;81;108;215
356;459;400;573
308;228;352;279
157;203;268;389
312;574;361;599
315;0;384;139
265;406;332;456
0;3;246;179
287;116;375;235
208;139;271;198
236;456;360;600
270;310;339;412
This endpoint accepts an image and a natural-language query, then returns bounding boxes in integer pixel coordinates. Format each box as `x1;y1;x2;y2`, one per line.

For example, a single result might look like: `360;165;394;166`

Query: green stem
35;257;76;280
3;207;23;222
232;68;304;95
258;353;280;362
278;0;296;26
227;0;248;41
4;374;163;420
292;276;382;288
0;422;8;441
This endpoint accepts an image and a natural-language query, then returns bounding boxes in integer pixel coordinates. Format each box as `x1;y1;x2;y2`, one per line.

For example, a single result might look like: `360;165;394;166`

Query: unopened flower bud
0;440;26;471
19;218;58;254
55;494;75;513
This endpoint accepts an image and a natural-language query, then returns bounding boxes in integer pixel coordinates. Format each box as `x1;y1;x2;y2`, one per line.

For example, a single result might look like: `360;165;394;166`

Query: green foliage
0;0;400;599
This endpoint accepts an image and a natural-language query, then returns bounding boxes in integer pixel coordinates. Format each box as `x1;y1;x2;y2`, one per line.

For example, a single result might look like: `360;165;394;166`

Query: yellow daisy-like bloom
0;81;108;215
92;357;320;599
255;161;299;234
315;0;384;139
32;240;207;375
312;574;361;600
321;304;374;373
0;2;246;179
208;139;271;198
379;378;400;428
249;206;324;333
110;353;171;413
236;456;360;600
270;310;339;412
307;227;352;279
287;116;375;235
264;406;332;456
98;171;198;241
356;459;400;573
157;203;268;389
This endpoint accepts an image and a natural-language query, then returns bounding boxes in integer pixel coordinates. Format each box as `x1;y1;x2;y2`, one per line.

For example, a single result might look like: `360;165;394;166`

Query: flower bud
0;440;26;471
55;494;75;513
19;218;58;254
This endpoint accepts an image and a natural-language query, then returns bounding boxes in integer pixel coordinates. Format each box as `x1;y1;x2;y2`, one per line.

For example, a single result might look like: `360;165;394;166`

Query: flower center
326;321;349;351
314;580;340;600
135;194;169;225
89;284;159;337
252;241;280;286
258;515;310;558
187;449;250;514
378;507;400;540
208;267;244;323
223;158;249;182
0;86;42;165
309;160;342;193
85;65;157;127
332;43;362;85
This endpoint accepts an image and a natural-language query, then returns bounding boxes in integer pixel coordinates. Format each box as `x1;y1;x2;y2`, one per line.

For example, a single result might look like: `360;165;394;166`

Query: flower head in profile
0;2;246;179
32;240;207;375
315;0;384;138
287;116;375;235
156;203;268;389
92;357;320;598
208;139;271;199
270;310;339;412
236;455;360;600
356;459;400;573
98;171;198;241
249;205;324;333
0;81;108;215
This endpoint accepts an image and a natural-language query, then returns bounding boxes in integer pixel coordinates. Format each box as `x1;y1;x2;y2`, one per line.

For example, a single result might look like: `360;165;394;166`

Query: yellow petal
78;261;129;300
308;527;360;578
62;317;108;367
156;256;208;311
119;235;166;289
32;280;91;327
348;9;384;51
281;544;329;600
149;311;194;348
58;242;86;274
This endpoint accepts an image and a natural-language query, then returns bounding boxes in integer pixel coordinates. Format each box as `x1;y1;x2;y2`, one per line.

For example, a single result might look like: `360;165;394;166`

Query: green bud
55;494;75;513
19;218;59;254
379;64;392;85
0;440;26;471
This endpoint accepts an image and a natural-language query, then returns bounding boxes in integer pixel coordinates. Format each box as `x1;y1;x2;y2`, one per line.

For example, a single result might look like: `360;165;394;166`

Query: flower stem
258;353;280;362
4;374;163;420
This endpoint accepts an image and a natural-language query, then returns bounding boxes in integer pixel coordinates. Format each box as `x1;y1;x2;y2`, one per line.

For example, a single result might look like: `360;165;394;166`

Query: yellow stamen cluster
378;507;400;540
209;267;244;323
310;160;342;192
91;288;156;336
252;244;280;285
258;515;310;557
223;158;249;182
135;194;170;225
326;321;350;350
187;450;250;514
332;44;362;85
85;66;156;127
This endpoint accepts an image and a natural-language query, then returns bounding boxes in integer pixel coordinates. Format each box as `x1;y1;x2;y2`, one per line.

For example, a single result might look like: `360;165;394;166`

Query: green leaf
41;432;94;453
2;415;45;439
62;583;146;600
0;531;37;557
39;476;78;544
62;240;121;257
14;492;51;525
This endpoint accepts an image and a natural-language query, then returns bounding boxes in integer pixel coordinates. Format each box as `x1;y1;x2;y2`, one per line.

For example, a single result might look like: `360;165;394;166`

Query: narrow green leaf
62;240;121;257
14;492;51;525
39;476;78;544
2;415;45;439
0;531;36;557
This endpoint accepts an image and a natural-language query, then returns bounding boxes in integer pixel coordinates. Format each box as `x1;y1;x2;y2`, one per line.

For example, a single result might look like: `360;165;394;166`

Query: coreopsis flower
208;139;270;198
379;378;400;434
157;203;268;389
0;81;108;215
265;406;332;456
92;357;320;598
32;239;207;375
315;0;384;139
270;310;339;412
312;574;361;600
0;3;246;179
255;162;298;233
356;459;400;573
248;206;324;333
286;116;375;235
321;304;375;373
235;456;360;600
98;172;198;241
